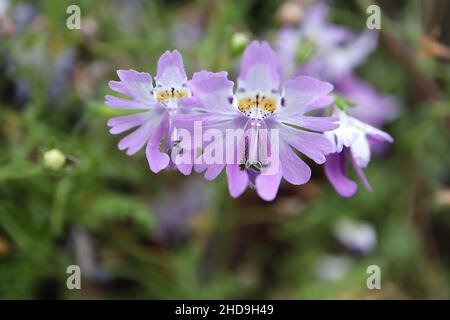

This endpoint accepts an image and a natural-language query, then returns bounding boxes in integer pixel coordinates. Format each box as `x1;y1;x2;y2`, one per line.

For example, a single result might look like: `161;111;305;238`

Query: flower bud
43;149;66;170
230;32;250;54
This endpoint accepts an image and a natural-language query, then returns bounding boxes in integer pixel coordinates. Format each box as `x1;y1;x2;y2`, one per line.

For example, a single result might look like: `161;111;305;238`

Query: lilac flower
299;2;352;55
298;30;378;82
293;2;378;81
276;2;377;80
274;2;398;198
275;2;397;127
105;50;193;175
182;41;338;201
324;108;393;197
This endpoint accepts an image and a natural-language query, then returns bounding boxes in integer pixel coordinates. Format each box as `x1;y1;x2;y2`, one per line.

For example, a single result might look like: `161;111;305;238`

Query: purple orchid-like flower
181;41;338;201
105;50;193;175
324;108;393;197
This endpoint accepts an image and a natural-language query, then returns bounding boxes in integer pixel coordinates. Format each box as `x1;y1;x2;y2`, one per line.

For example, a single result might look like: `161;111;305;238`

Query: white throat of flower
239;118;271;172
232;88;281;172
234;89;281;120
154;84;191;112
154;83;191;153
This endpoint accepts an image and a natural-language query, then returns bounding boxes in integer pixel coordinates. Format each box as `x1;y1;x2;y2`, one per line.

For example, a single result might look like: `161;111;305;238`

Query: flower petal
325;31;378;79
281;76;333;115
118;121;155;156
325;108;361;153
106;69;156;110
204;163;225;181
187;71;235;114
302;2;350;46
226;164;249;198
279;143;311;185
280;123;334;164
175;161;193;176
238;41;280;92
255;168;283;201
105;95;153;110
349;134;371;168
324;152;358;197
277;115;339;132
350;151;372;192
303;94;335;113
155;50;187;88
107;112;152;134
146;119;170;173
351;117;393;143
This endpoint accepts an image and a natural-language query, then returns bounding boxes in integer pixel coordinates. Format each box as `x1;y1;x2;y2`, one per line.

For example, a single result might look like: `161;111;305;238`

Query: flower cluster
105;8;394;201
275;1;397;197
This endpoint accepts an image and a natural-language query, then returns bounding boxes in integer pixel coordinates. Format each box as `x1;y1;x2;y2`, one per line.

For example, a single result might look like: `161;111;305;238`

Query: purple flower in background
182;41;338;201
275;2;398;130
105;50;193;175
294;2;378;81
333;219;377;256
171;15;203;50
48;48;77;103
300;2;350;48
276;2;349;80
324;108;393;197
275;27;300;80
337;74;399;128
153;178;211;241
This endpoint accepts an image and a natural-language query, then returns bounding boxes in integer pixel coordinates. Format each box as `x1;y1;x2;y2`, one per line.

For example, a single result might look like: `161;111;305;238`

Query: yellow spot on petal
156;88;190;103
260;96;277;113
156;90;171;102
238;97;257;113
237;94;278;118
173;89;189;100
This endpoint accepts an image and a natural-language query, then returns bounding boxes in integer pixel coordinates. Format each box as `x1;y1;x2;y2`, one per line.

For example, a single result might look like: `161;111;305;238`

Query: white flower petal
326;108;361;153
350;134;370;168
350;117;393;143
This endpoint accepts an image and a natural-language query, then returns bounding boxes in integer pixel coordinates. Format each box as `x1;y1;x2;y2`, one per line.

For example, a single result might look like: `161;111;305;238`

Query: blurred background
0;0;449;299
